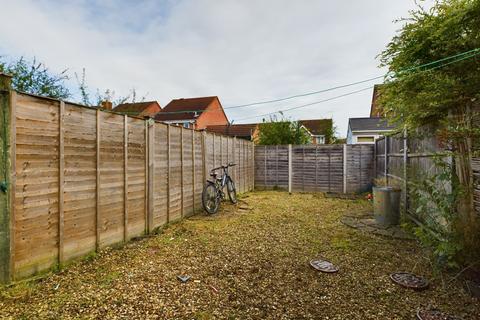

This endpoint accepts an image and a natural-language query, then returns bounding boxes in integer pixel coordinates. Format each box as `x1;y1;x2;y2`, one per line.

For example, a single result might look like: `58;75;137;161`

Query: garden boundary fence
0;75;254;283
374;121;479;228
254;144;374;194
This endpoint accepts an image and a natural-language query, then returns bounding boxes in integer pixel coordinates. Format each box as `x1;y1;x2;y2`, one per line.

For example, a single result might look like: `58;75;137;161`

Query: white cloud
0;0;434;136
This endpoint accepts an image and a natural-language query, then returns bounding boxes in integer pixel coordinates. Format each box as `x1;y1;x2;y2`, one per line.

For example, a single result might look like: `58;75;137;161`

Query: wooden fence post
403;129;409;215
373;139;377;178
167;124;170;223
0;74;13;283
192;129;195;213
233;137;236;184
302;147;305;191
251;142;255;191
96;110;101;250
264;145;267;188
238;139;241;191
58;101;65;264
123;115;128;242
315;146;318;192
276;145;279;188
288;144;292;193
180;127;184;218
202;131;207;183
144;121;148;233
343;144;347;194
213;134;216;168
147;120;154;232
384;136;388;184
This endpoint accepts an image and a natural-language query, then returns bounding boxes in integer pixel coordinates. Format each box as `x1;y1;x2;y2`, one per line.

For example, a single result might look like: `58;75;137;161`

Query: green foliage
378;0;480;267
324;124;338;144
75;68;146;107
409;157;463;268
257;115;311;145
378;0;480;129
0;57;70;99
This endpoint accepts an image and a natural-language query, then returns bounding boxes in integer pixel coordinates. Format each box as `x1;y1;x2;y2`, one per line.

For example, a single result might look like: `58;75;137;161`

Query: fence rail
254;144;374;194
0;81;254;283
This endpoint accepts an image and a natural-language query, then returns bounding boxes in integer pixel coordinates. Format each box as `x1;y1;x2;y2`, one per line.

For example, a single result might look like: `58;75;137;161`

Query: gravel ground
0;191;478;319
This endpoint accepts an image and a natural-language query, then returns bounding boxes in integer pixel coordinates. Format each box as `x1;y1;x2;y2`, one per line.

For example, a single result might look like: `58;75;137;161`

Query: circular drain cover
310;259;339;273
390;272;429;290
417;309;461;320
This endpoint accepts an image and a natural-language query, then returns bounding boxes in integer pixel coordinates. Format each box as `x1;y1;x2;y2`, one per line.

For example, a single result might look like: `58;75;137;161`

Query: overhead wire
224;47;480;110
113;48;480;119
233;49;480;122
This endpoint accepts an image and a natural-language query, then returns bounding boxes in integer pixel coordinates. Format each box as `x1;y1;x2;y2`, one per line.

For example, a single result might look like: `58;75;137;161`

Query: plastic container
373;186;401;226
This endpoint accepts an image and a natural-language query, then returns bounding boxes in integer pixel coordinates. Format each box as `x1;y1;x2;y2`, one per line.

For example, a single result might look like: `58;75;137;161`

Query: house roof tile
154;96;218;121
299;119;332;135
114;101;160;115
206;124;258;137
349;117;396;132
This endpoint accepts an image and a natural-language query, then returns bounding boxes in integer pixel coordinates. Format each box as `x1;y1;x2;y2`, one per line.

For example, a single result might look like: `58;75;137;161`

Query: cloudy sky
0;0;434;136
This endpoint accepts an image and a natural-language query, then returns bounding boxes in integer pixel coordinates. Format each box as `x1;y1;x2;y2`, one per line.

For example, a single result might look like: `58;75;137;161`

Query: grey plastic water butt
373;186;401;226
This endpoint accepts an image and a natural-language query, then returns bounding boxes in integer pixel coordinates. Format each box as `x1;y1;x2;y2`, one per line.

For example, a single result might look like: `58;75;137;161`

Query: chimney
100;100;113;110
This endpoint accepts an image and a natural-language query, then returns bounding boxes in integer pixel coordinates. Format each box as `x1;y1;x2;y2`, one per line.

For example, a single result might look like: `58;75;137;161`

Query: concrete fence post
0;73;14;284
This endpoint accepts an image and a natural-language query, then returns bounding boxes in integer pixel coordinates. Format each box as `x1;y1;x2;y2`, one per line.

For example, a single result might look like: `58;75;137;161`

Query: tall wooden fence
254;144;374;194
0;81;254;282
374;125;480;223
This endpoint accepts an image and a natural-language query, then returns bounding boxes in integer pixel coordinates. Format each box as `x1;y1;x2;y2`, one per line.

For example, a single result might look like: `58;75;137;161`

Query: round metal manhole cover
310;259;339;273
417;309;462;320
390;272;429;290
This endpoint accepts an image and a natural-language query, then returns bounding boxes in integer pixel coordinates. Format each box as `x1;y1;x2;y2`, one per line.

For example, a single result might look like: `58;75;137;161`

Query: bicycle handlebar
210;163;236;172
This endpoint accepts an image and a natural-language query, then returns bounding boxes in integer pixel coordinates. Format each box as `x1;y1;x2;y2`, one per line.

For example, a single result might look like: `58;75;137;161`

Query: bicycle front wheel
227;177;237;204
202;182;220;214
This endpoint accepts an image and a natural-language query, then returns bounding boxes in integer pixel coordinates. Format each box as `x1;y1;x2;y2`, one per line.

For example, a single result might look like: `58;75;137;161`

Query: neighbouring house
206;123;259;141
298;119;333;144
154;96;228;129
370;84;384;117
206;118;333;144
113;101;162;118
346;117;395;144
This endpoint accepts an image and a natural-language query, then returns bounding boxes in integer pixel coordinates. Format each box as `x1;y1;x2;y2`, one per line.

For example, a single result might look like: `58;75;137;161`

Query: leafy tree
257;115;311;145
0;56;71;99
378;0;480;263
75;68;146;107
378;0;480;128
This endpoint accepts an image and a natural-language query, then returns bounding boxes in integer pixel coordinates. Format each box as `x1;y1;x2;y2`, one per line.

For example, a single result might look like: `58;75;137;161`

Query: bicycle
202;163;237;214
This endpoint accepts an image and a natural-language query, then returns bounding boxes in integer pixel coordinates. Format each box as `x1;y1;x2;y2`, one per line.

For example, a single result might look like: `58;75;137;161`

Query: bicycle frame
209;164;235;193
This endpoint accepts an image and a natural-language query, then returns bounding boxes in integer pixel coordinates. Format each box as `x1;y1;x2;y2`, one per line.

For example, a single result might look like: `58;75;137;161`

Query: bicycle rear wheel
227;177;237;204
202;182;220;214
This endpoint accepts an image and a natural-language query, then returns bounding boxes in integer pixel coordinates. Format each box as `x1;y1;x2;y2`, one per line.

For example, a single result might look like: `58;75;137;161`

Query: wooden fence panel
98;112;125;247
14;94;60;278
255;144;372;193
127;117;146;238
193;131;202;211
168;126;182;222
63;104;96;261
345;145;374;193
182;128;194;217
473;105;480;217
153;123;168;228
3;88;255;282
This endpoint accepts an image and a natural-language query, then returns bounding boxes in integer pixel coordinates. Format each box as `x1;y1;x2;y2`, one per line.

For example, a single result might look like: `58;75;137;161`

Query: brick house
206;118;333;144
206;123;259;141
113;101;161;118
346;85;395;144
298;119;333;144
154;96;228;129
370;84;384;117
